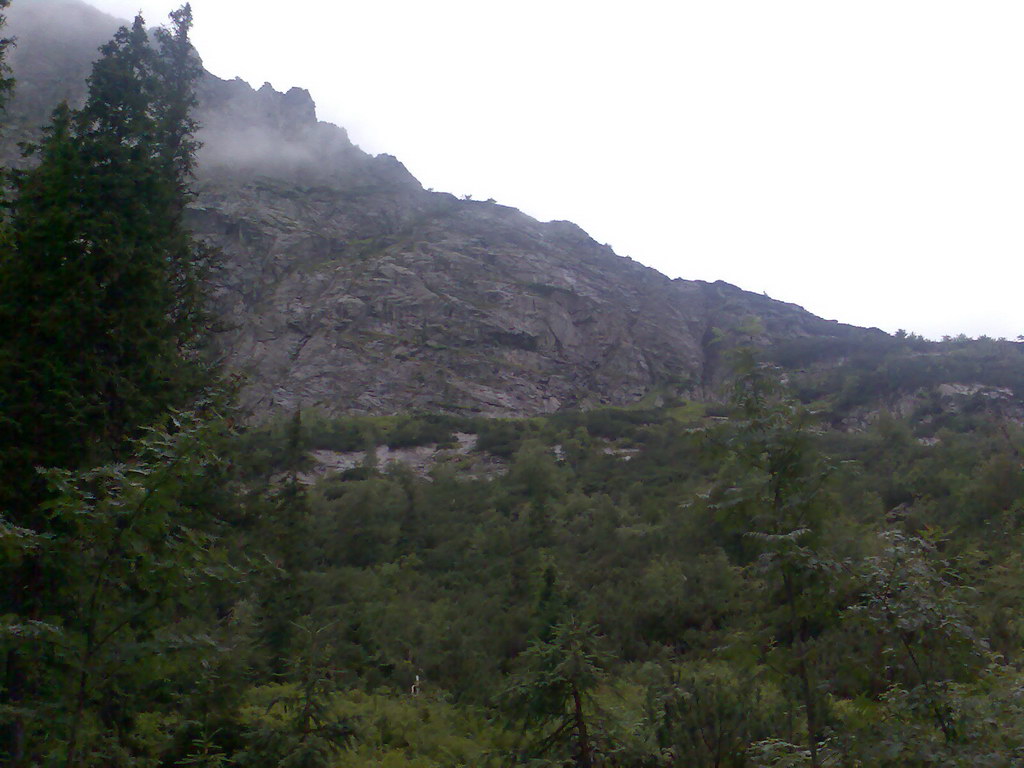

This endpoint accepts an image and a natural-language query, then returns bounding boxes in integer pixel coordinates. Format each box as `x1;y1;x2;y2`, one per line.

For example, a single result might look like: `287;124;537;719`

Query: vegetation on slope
3;4;1024;767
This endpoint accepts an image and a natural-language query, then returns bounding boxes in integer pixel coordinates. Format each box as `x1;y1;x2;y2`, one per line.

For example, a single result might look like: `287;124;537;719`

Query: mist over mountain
7;0;1019;421
11;6;1024;766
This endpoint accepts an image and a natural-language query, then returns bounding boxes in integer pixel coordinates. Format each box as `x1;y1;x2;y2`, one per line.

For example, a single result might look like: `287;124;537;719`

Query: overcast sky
85;0;1024;340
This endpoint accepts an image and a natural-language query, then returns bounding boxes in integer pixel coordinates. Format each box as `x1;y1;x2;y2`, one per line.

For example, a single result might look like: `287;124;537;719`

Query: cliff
6;1;889;417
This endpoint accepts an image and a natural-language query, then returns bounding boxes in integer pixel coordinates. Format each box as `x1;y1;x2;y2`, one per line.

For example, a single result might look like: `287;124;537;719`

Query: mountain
0;1;959;419
191;79;886;416
10;8;1024;765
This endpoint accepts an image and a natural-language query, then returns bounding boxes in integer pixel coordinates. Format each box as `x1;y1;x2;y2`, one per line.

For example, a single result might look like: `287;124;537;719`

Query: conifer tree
706;344;838;768
0;5;206;502
0;7;212;765
503;618;610;767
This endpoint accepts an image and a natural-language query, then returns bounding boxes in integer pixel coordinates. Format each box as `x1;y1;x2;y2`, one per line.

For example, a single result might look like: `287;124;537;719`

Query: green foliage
266;689;510;768
475;418;530;458
501;618;611;767
236;620;351;768
789;333;1024;416
547;407;663;441
385;413;459;449
647;662;787;768
3;8;1024;760
196;356;1024;765
1;408;233;766
699;350;847;767
0;7;228;766
843;531;986;745
825;665;1024;766
0;4;209;508
4;358;1020;764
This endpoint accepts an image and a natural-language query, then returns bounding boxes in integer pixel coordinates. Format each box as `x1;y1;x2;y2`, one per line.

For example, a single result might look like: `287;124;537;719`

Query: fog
3;3;351;185
29;1;1024;339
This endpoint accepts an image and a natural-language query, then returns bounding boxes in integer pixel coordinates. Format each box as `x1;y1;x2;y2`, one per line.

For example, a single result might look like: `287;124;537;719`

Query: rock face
5;1;888;417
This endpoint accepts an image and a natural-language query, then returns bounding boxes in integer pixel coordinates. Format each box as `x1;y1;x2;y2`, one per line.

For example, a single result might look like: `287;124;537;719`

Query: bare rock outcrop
5;1;888;417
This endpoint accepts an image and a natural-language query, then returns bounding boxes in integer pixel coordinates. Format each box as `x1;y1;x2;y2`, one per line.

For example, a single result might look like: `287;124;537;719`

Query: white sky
85;0;1024;340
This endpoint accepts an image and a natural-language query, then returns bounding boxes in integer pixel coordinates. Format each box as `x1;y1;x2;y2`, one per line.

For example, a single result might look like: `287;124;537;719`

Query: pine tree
0;7;213;765
0;5;207;503
502;618;611;767
708;348;838;768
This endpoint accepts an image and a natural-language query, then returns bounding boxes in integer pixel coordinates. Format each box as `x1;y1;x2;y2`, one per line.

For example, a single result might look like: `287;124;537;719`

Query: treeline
3;4;1024;768
770;332;1024;416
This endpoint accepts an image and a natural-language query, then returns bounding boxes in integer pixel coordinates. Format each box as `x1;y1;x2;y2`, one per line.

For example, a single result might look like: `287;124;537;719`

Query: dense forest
4;4;1024;767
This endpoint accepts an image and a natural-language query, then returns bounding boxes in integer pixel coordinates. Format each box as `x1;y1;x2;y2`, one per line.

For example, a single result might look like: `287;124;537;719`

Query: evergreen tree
708;348;838;768
0;7;213;765
0;4;206;509
502;618;611;767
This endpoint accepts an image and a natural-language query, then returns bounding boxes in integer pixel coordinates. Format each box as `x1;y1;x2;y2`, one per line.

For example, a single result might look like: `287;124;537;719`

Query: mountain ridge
7;0;890;417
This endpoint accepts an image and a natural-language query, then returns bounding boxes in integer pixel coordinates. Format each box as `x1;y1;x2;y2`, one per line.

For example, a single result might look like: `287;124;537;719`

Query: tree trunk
571;684;593;768
64;668;89;768
785;572;820;768
797;649;819;768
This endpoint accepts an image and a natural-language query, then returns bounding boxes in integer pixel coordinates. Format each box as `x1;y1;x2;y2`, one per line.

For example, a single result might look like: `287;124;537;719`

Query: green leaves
30;411;228;757
648;662;787;768
235;620;351;768
0;4;210;504
501;618;611;766
0;12;216;757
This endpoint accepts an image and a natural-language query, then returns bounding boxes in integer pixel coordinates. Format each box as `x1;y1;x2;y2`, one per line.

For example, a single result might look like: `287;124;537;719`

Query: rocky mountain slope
7;0;890;417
